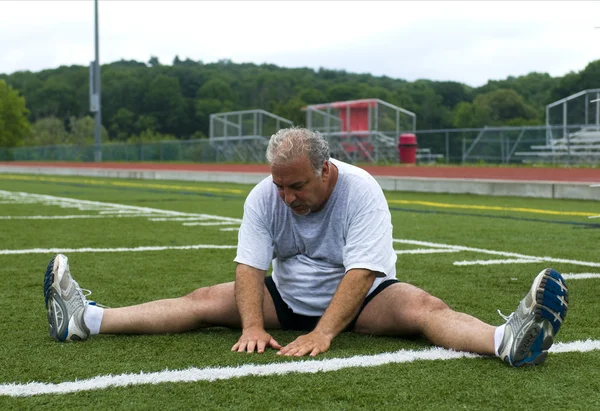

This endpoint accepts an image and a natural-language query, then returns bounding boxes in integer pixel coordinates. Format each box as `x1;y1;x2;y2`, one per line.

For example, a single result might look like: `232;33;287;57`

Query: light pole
90;0;102;162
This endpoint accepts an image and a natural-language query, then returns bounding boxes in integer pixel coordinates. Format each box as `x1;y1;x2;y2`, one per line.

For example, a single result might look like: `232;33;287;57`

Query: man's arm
231;263;281;354
277;268;376;357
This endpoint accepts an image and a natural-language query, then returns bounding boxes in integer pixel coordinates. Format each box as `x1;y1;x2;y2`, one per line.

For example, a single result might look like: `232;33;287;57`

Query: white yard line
393;239;600;268
0;245;237;255
1;339;599;398
454;258;543;266
148;217;212;222
183;222;240;226
0;190;242;224
395;249;460;255
562;273;600;280
0;214;158;220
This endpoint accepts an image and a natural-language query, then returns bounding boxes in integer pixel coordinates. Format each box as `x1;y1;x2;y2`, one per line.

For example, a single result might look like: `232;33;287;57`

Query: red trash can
398;133;418;164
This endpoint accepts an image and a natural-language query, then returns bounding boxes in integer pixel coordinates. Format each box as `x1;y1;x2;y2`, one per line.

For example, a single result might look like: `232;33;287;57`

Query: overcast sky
1;1;599;87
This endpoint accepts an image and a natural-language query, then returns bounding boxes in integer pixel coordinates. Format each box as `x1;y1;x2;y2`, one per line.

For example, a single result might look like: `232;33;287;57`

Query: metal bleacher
514;89;600;164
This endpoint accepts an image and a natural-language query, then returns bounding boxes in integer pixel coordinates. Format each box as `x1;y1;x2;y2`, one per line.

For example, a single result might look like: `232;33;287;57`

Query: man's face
271;155;330;216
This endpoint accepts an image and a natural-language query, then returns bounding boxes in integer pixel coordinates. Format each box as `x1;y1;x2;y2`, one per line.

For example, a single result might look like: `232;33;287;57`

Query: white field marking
0;190;243;225
183;222;239;226
454;258;542;266
394;248;460;255
0;244;237;255
98;210;150;214
0;214;158;220
220;228;240;231
148;217;211;222
393;239;600;268
589;215;600;219
562;273;600;280
2;339;599;398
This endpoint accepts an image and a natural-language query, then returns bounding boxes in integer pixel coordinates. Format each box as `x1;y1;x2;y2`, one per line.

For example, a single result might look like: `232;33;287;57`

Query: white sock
84;304;104;335
493;324;506;357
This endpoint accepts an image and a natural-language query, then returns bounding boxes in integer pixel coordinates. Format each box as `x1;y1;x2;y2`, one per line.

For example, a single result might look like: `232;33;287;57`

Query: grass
0;174;599;410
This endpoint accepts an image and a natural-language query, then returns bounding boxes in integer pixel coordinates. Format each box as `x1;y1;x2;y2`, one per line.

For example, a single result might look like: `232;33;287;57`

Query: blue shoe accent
43;256;56;308
517;329;546;366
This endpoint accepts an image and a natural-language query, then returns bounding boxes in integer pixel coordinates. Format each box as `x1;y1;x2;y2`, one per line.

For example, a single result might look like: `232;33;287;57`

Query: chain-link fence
2;124;599;165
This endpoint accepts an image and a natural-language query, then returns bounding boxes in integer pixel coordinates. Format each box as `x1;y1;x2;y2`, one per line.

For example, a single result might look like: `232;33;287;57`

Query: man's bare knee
410;290;452;328
184;285;214;302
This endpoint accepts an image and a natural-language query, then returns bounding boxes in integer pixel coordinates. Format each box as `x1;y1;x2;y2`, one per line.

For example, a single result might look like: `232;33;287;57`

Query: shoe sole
44;255;69;342
512;268;568;366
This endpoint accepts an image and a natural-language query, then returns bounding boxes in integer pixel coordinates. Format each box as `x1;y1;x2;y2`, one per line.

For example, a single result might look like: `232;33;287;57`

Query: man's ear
321;160;329;180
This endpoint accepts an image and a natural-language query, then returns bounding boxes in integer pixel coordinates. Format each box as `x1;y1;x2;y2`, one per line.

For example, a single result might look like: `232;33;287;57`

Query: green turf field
0;173;599;410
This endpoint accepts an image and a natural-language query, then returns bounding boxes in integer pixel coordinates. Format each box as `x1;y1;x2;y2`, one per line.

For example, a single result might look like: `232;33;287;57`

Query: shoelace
497;309;513;322
80;287;109;308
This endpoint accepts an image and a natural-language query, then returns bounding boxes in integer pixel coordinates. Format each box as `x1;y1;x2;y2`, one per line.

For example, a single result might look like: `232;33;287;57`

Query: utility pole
90;0;102;162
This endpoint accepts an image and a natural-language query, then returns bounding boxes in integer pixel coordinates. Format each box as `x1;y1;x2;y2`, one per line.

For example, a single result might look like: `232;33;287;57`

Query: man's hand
276;330;332;357
232;326;282;354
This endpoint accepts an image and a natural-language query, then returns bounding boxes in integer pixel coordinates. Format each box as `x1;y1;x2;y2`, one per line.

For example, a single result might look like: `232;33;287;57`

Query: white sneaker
43;254;90;342
497;268;568;366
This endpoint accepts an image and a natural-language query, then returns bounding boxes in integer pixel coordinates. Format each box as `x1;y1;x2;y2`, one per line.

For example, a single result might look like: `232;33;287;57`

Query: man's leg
354;268;568;366
353;282;496;354
44;254;280;341
100;281;281;334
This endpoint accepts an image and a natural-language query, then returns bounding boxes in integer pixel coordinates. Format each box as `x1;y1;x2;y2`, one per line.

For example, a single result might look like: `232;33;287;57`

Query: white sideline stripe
395;248;460;255
393;239;600;268
0;244;237;255
0;190;243;224
2;339;599;398
562;273;600;280
99;210;148;214
0;214;158;220
148;217;211;222
220;228;240;231
183;222;239;226
454;258;542;266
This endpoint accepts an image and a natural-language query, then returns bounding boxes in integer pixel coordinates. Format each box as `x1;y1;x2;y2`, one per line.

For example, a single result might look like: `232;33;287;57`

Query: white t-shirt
234;158;397;316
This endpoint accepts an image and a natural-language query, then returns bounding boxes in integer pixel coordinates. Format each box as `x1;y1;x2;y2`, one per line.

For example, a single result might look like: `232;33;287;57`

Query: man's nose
283;188;296;205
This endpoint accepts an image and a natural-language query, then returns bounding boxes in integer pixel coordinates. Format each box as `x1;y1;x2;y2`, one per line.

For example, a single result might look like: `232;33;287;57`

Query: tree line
1;56;599;148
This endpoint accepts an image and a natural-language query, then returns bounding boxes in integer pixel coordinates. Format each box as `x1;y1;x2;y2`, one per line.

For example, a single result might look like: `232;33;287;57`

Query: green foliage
28;116;68;145
0;79;31;147
127;129;176;143
2;58;599;143
453;89;540;128
25;115;108;147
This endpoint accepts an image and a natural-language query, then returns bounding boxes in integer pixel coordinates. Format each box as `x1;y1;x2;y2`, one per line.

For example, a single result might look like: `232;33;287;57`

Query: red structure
398;133;418;164
307;99;378;159
305;98;417;163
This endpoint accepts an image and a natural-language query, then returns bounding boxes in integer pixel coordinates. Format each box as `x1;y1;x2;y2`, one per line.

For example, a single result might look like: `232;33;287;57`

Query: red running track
1;161;599;183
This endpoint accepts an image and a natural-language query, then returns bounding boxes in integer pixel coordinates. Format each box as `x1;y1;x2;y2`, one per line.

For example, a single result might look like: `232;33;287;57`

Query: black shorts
264;276;400;332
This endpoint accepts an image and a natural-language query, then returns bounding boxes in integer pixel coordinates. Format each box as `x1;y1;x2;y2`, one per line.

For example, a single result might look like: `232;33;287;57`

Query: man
44;127;568;366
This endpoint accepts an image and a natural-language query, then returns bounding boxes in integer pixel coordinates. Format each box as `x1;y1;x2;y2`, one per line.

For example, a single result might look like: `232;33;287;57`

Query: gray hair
266;127;330;176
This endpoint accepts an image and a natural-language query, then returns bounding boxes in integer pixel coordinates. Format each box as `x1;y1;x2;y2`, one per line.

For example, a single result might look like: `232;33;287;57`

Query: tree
0;79;31;147
66;116;108;145
476;89;539;124
26;116;108;146
27;117;68;146
109;108;136;141
142;75;186;136
148;56;161;67
30;77;77;119
453;89;539;127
